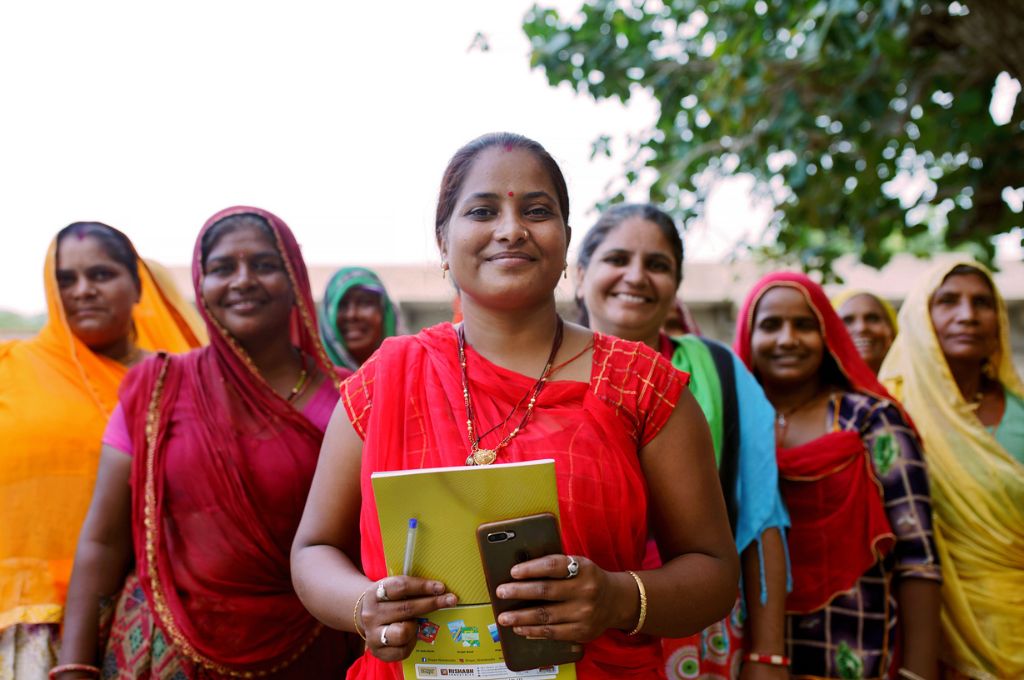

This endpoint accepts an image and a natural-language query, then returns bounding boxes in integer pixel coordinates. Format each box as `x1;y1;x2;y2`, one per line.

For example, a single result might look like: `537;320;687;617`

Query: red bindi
507;191;514;197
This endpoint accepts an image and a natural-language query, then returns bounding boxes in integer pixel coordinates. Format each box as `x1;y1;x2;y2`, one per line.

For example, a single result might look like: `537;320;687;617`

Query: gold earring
441;262;449;280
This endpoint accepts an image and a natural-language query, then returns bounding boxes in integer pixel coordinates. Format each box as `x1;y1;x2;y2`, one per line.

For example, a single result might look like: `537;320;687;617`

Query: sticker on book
417;618;440;644
446;619;466;641
487;623;500;643
459;626;480;647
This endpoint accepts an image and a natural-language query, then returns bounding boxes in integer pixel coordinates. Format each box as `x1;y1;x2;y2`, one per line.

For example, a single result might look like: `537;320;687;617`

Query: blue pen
402;518;418;576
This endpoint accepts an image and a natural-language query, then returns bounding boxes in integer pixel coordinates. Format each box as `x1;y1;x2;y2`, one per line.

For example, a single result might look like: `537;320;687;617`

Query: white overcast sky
1;2;1016;315
0;1;777;314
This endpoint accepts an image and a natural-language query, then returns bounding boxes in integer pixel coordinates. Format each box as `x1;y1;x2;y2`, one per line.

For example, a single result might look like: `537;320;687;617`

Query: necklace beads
458;318;564;466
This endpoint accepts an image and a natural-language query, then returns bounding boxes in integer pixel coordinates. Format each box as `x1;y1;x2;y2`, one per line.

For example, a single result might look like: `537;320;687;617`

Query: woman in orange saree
0;222;204;679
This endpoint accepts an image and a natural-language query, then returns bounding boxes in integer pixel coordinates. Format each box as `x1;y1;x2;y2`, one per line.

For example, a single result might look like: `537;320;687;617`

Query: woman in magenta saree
56;207;354;679
292;133;741;680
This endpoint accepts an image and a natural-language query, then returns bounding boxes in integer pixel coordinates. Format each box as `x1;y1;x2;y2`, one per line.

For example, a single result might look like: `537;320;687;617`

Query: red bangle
745;652;791;667
48;664;101;679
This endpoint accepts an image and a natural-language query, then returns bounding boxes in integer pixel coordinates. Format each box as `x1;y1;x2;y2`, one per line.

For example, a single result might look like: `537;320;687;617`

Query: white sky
0;1;776;314
2;2;1015;315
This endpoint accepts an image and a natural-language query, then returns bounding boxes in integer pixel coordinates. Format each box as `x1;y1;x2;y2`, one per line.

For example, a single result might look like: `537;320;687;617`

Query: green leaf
523;0;1024;274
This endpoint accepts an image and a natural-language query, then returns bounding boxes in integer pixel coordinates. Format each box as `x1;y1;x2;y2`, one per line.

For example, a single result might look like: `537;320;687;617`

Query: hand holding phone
476;513;585;672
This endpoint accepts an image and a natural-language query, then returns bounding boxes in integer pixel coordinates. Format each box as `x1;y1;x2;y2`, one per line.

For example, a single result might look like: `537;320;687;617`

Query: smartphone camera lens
486;530;516;543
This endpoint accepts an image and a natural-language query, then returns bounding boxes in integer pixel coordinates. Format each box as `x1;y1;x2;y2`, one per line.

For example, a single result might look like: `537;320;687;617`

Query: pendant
467;448;497;466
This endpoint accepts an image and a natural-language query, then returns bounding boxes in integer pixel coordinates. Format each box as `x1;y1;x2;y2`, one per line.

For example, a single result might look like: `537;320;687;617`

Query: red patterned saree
733;272;899;614
114;207;353;678
341;324;686;680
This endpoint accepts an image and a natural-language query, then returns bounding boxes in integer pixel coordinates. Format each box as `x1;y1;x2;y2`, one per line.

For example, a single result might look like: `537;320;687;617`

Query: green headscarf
318;267;401;370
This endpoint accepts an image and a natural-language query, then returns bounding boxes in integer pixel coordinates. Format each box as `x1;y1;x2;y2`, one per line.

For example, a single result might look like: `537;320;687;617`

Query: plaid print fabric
787;393;940;679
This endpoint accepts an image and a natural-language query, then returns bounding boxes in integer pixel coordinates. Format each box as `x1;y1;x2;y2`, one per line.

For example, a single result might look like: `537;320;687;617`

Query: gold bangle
897;670;927;680
353;590;368;640
625;570;647;636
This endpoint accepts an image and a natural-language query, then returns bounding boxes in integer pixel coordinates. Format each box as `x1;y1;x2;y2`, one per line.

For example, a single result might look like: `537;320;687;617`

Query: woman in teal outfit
576;203;790;680
318;266;402;370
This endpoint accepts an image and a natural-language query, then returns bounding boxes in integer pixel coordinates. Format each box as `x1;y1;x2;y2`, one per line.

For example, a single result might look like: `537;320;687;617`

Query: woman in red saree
55;207;355;679
292;132;740;680
734;272;941;680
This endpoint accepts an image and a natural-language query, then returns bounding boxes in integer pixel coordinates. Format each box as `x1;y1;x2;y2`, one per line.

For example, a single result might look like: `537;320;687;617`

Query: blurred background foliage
523;0;1024;276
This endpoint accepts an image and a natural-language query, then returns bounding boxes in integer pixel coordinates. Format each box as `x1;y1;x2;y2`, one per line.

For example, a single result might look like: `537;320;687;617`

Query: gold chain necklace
286;354;310;403
458;318;564;466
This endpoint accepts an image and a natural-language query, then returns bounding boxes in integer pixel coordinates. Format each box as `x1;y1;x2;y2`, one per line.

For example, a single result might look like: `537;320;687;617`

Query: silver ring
380;624;389;647
566;555;580;579
376;580;389;602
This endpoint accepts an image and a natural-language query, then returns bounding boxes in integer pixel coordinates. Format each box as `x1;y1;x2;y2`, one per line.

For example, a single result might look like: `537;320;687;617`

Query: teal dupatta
665;334;791;602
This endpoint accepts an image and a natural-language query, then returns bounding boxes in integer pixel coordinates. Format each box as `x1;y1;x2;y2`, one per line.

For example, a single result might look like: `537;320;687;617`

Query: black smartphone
476;512;585;672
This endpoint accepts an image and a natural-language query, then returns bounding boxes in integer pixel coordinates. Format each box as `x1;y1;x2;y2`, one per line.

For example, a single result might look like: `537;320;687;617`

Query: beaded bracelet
745;652;791;667
48;664;101;679
625;570;647;636
353;590;368;641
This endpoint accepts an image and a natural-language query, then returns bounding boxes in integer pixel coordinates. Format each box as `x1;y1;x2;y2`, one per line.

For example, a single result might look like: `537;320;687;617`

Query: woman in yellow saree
0;222;204;679
879;258;1024;679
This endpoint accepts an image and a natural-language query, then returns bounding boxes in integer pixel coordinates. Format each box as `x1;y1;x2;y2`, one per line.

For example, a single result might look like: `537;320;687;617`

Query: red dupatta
121;207;342;675
342;325;684;680
733;272;898;613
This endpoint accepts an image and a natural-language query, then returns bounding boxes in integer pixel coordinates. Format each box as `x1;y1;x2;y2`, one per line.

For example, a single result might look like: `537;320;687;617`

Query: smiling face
578;217;680;345
337;286;384;365
929;272;999;368
438;147;569;311
838;293;895;373
56;234;140;351
750;286;826;389
200;221;295;348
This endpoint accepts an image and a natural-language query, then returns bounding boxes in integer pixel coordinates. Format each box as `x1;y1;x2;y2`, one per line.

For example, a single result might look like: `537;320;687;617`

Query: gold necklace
286;355;310;403
458;318;564;466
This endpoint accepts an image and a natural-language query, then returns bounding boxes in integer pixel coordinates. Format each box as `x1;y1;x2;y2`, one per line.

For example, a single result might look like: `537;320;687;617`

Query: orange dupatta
0;238;205;631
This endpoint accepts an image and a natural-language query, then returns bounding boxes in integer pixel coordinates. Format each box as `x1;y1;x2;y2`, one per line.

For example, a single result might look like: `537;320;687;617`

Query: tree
523;0;1024;274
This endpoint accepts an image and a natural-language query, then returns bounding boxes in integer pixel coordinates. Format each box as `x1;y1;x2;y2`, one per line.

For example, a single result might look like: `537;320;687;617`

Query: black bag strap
701;338;740;535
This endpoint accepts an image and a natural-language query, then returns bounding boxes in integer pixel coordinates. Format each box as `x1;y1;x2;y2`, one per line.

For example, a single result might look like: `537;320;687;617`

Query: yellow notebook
372;459;577;679
371;458;560;605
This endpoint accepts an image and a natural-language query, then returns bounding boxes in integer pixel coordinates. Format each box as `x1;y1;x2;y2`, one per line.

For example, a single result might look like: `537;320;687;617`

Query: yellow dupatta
879;258;1024;679
830;288;899;333
0;239;206;631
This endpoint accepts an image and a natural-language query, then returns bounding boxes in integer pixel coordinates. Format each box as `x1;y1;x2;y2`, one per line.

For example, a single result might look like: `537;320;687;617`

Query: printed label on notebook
402;604;575;680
